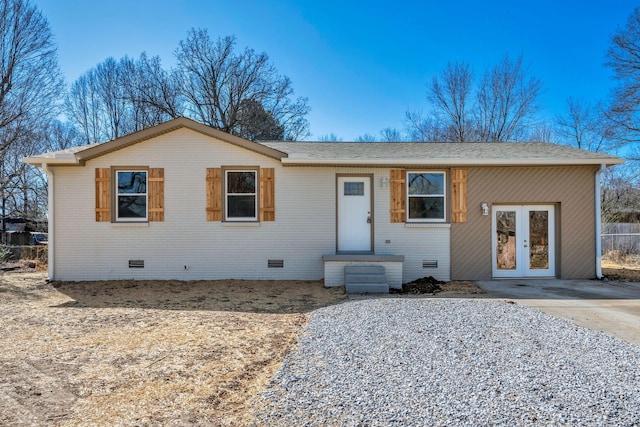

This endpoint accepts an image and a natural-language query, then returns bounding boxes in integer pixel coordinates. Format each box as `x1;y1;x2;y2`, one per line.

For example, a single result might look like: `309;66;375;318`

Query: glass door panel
524;206;555;277
496;210;517;271
528;210;549;270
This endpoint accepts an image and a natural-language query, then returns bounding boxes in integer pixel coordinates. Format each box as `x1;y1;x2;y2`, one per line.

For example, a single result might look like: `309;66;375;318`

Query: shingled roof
260;141;623;167
23;117;623;167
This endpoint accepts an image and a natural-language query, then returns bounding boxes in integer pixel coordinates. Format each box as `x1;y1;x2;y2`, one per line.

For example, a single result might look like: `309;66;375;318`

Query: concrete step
344;265;385;275
344;265;388;294
345;282;390;294
345;273;387;284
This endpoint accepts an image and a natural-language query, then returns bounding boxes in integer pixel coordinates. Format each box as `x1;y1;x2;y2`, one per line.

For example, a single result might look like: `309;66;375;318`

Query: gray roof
23;117;623;167
260;141;623;166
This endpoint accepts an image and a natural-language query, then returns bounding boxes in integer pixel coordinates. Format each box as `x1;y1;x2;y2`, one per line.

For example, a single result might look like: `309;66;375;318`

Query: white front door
492;205;555;278
337;176;372;252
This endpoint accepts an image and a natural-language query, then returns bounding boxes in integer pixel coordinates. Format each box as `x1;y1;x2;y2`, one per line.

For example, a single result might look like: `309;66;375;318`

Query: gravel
251;298;640;426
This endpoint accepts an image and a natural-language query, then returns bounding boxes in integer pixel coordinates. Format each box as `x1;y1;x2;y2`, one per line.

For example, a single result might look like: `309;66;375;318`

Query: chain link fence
602;223;640;260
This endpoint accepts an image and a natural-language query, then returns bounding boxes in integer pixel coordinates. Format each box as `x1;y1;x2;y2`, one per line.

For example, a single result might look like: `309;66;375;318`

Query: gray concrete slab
475;279;640;346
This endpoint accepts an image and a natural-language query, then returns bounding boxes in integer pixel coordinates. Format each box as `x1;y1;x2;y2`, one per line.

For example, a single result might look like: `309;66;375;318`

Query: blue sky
33;0;635;140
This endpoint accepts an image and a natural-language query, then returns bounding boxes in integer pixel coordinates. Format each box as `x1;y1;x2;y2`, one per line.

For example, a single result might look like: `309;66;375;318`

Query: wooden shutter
206;168;222;221
95;168;111;222
260;168;275;221
451;168;468;223
148;168;164;222
390;169;406;223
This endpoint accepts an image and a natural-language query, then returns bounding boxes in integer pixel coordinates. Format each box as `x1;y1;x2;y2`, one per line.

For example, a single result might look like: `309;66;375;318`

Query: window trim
406;171;446;223
113;167;149;223
223;167;259;222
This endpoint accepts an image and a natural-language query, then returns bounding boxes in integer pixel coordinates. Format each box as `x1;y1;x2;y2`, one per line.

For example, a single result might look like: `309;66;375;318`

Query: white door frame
337;175;373;252
492;205;555;278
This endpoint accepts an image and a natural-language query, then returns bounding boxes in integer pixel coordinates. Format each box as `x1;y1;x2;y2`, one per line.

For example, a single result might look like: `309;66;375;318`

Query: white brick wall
52;128;451;282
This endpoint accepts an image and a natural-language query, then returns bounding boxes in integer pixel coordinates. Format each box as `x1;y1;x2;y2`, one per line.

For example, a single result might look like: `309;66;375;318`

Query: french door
492;205;555;278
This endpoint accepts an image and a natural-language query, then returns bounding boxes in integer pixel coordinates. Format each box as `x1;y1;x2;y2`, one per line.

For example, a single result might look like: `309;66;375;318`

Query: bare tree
355;133;378;142
318;133;342;142
66;59;128;143
475;54;542;142
526;122;556;143
66;73;104;144
407;55;542;142
428;62;474;141
67;54;182;143
120;53;182;129
606;7;640;148
0;0;64;222
404;110;445;141
379;127;403;142
176;30;310;140
556;98;617;152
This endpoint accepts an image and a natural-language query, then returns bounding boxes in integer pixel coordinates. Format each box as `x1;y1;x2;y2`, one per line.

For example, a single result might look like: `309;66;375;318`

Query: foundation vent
129;260;144;268
268;259;284;268
422;260;438;269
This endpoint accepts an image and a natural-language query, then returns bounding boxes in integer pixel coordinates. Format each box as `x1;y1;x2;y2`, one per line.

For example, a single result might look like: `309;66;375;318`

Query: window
116;170;148;221
344;181;364;196
225;170;257;221
407;172;445;221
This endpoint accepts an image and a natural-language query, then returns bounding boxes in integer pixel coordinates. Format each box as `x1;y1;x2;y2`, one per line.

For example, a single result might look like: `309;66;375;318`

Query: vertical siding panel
451;169;467;223
260;168;275;221
206;168;222;221
148;168;164;221
95;168;110;222
390;169;405;223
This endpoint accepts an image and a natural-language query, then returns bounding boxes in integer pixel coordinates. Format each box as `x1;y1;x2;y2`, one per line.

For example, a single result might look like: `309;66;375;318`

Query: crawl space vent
268;259;284;268
129;260;144;268
422;260;438;269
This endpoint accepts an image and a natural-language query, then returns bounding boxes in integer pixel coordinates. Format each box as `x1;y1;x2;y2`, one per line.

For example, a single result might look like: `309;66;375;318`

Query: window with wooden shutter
407;171;446;222
260;168;275;221
451;168;467;223
390;169;405;223
148;168;164;222
206;168;222;221
95;168;111;222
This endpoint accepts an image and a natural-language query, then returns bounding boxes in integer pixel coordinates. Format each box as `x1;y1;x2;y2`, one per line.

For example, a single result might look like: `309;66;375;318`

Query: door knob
367;211;371;223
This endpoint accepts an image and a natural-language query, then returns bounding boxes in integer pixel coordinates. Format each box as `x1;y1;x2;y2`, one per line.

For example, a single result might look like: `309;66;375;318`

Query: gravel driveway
252;298;640;426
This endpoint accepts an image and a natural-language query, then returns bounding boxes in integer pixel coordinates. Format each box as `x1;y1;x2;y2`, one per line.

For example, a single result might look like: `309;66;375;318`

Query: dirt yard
602;260;640;282
0;264;636;426
0;270;345;426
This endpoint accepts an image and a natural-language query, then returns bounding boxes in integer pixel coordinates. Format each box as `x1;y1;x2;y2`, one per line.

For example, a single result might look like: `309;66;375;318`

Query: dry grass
0;271;346;426
602;258;640;282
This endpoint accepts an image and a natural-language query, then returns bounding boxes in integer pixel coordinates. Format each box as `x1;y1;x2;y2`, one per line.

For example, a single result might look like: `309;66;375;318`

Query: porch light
380;176;389;188
481;203;489;216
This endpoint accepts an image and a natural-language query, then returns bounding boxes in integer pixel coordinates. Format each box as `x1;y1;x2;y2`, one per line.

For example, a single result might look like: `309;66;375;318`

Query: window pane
496;211;517;270
408;197;444;219
529;210;549;269
118;196;147;218
228;195;256;218
344;182;364;196
408;173;444;195
118;171;147;194
227;171;256;193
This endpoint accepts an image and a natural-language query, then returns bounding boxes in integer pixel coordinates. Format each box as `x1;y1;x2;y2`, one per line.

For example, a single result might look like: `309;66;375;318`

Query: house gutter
595;164;606;280
42;164;54;281
279;158;623;167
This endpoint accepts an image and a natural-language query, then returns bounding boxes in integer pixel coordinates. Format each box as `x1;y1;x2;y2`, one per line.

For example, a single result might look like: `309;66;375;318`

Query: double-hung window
407;171;446;221
116;170;148;221
225;169;258;221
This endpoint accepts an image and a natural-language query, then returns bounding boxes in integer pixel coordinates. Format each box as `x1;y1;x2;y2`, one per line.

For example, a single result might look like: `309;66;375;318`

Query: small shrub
0;245;12;263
